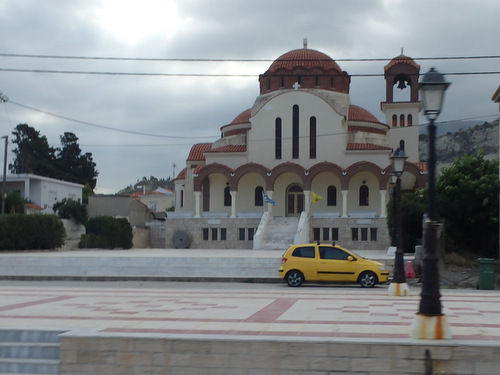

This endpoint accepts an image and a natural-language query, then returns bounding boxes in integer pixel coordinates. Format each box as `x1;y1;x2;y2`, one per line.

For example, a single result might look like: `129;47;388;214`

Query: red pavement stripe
244;298;299;323
0;295;74;312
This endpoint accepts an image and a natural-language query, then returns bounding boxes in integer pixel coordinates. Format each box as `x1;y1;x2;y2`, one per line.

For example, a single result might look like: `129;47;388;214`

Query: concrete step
0;330;62;375
0;358;59;374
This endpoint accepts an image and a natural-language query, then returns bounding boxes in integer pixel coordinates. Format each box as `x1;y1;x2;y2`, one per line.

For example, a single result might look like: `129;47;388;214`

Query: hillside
419;119;499;168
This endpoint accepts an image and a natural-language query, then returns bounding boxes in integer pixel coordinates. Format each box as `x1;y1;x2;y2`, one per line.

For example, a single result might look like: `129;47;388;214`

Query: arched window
327;185;337;206
224;186;231;207
255;186;264;206
180;190;184;208
408;114;413;126
392;114;397;127
359;185;369;206
292;105;299;159
309;117;316;159
275;118;282;159
280;76;284;88
400;114;405;127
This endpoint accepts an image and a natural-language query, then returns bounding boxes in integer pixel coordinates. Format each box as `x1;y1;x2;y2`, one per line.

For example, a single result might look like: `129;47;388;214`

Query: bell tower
381;51;421;161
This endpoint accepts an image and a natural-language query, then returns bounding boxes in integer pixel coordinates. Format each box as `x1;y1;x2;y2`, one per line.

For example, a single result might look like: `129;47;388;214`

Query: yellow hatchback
279;243;390;287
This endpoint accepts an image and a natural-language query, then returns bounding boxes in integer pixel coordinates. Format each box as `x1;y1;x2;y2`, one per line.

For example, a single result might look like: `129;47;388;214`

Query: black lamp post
390;148;407;285
417;68;450;318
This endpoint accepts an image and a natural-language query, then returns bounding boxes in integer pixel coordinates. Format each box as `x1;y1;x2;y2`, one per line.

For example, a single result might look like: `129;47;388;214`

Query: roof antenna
401;47;404;55
303;38;308;49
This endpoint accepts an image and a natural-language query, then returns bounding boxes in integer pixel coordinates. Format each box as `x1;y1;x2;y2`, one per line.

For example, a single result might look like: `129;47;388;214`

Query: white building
2;173;83;214
170;44;426;250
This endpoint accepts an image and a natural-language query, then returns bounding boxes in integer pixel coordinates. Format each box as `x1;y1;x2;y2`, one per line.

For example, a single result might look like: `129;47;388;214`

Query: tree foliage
435;151;499;258
10;125;98;189
53;198;88;225
387;189;426;253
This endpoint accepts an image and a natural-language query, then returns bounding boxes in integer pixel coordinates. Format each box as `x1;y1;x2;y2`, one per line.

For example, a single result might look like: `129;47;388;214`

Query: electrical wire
1;52;500;63
1;67;500;78
8;100;219;140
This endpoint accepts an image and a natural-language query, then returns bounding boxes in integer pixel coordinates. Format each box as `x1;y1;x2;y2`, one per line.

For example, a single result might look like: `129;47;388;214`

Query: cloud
0;0;499;194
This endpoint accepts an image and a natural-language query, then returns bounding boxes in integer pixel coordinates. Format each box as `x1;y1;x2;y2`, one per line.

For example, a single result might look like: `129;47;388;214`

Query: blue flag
262;193;276;205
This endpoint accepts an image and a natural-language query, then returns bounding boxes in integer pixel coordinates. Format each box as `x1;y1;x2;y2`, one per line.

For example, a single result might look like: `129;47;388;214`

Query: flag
263;193;276;205
312;192;322;203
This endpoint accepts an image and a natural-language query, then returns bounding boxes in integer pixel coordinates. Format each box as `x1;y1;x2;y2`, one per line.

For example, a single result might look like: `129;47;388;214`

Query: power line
8;100;219;140
1;67;500;78
1;52;500;63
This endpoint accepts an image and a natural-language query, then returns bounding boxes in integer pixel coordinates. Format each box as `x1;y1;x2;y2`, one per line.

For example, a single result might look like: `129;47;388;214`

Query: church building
169;43;426;250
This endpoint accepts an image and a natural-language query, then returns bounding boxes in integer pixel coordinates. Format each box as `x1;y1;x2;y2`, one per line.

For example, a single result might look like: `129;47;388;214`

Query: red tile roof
228;109;251;125
187;143;212;161
205;145;247;153
346;143;392;151
348;105;385;125
266;48;342;73
175;168;186;180
385;54;420;71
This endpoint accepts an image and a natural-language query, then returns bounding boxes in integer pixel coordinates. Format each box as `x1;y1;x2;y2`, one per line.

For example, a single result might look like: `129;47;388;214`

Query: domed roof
266;48;343;74
348;105;384;124
385;53;420;72
227;108;251;125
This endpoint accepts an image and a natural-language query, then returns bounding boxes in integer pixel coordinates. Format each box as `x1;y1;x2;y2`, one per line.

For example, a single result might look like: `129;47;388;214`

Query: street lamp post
1;135;7;215
388;148;408;296
411;67;451;339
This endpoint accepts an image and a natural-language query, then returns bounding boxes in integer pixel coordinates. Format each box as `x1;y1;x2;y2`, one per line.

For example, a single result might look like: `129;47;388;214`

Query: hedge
0;214;65;250
79;216;133;249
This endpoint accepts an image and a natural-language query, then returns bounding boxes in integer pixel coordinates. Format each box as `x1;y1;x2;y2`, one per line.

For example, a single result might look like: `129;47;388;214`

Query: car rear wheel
286;270;304;287
359;271;377;288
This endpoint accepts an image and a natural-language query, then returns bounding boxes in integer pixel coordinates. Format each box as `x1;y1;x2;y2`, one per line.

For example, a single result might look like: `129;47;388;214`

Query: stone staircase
0;330;62;375
258;217;299;250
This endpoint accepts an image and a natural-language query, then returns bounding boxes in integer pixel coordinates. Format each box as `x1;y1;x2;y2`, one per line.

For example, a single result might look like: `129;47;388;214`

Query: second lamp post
388;148;408;296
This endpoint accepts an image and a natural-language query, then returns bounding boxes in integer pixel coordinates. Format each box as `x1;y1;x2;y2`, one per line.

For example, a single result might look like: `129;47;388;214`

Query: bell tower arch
381;51;421;161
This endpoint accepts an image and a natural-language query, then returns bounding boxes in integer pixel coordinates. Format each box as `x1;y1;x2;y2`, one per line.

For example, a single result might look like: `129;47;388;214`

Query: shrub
0;214;65;250
53;198;88;225
80;216;133;249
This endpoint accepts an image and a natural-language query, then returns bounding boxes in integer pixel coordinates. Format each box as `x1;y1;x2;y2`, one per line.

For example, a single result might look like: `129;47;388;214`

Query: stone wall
310;217;390;250
164;217;261;249
158;216;391;250
59;334;500;375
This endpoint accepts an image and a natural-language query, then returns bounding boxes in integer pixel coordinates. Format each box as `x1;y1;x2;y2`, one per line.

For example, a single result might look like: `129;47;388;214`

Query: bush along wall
80;216;133;249
0;214;65;250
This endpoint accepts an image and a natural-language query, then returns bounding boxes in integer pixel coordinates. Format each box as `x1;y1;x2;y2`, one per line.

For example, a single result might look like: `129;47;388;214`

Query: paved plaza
0;281;499;343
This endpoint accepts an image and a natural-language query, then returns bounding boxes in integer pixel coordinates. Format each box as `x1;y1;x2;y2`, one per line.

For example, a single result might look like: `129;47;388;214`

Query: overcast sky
0;0;499;194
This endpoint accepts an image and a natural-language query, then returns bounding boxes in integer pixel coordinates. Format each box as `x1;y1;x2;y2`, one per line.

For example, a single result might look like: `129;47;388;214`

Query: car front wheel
286;270;304;287
359;271;377;288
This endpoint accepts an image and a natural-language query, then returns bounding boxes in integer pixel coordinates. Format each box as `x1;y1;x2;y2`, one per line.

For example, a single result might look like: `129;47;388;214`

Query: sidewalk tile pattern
1;284;499;343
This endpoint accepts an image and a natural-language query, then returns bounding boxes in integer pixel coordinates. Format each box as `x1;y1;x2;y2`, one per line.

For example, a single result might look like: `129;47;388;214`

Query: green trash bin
477;258;496;290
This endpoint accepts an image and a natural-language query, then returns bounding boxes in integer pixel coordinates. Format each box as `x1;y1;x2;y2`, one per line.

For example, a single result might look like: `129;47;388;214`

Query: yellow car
279;243;390;287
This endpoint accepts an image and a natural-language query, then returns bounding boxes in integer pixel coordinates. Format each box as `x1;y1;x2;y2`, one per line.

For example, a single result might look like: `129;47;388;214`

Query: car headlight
378;264;389;272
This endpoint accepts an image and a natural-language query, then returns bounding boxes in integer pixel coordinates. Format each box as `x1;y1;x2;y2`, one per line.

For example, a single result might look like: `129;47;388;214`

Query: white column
194;191;201;218
341;190;348;218
380;190;387;218
230;191;237;218
304;190;311;214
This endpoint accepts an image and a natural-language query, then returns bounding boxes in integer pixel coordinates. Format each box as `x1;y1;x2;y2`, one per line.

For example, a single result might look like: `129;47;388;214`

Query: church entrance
286;184;304;217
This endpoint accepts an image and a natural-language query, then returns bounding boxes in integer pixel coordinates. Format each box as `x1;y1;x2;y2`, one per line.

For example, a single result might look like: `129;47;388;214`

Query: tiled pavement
1;282;499;343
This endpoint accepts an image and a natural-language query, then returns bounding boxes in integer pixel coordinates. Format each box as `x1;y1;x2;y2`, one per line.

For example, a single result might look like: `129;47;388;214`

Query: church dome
267;48;343;74
220;108;251;137
259;45;350;94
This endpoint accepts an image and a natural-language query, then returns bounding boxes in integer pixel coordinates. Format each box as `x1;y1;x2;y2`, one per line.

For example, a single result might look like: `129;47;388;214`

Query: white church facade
168;44;426;250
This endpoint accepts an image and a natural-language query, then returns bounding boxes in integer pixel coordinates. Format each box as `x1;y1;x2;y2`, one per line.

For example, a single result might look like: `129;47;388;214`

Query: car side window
319;246;349;260
292;246;315;258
